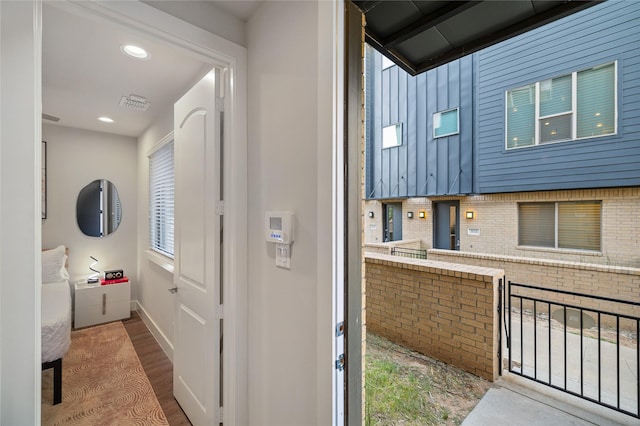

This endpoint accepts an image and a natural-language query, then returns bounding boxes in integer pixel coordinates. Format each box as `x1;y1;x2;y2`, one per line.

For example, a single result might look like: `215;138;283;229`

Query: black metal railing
390;247;427;260
507;281;640;418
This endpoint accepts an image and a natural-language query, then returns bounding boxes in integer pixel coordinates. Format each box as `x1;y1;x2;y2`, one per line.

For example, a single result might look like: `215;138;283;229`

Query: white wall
0;2;42;422
41;124;138;290
142;0;246;47
247;2;334;424
135;105;176;354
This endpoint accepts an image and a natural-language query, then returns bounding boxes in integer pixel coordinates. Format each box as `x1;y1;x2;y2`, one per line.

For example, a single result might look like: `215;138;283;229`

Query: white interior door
173;68;222;425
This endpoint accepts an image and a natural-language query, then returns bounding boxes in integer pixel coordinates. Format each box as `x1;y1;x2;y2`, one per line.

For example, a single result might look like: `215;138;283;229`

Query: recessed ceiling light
98;117;114;123
121;44;149;60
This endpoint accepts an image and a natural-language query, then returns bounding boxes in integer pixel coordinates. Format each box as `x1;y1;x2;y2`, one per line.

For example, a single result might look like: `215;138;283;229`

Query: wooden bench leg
42;358;63;405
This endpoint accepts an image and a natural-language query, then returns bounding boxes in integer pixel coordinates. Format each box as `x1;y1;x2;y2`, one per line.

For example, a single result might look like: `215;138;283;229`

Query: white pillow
42;245;70;284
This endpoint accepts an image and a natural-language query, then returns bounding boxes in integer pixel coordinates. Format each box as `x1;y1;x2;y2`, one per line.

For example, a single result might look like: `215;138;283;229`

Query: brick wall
428;250;640;323
364;198;432;246
365;253;504;381
365;187;640;268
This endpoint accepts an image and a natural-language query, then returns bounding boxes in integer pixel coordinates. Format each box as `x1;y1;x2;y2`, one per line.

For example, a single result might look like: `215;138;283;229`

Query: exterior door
434;201;459;250
383;203;403;242
173;68;222;425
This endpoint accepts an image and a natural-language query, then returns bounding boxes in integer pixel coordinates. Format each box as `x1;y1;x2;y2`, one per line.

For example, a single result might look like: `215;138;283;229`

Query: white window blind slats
149;142;175;258
519;201;601;251
518;203;554;247
577;63;615;138
506;62;615;149
558;201;601;251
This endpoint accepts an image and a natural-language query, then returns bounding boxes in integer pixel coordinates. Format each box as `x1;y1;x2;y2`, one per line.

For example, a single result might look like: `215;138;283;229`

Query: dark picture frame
42;141;47;219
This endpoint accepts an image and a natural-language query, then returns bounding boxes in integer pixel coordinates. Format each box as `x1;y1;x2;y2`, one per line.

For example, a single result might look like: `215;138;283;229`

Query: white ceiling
213;0;263;22
42;1;261;138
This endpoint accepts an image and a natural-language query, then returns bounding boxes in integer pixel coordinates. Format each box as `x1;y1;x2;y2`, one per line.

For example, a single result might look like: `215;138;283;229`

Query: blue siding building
364;0;640;269
474;0;640;194
366;55;474;199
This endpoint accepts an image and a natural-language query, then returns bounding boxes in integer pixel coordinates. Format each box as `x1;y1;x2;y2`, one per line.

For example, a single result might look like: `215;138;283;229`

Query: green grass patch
365;355;438;425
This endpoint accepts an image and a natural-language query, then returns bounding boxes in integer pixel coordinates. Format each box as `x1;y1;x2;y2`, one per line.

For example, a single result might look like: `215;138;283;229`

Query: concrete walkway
463;375;638;426
465;310;640;425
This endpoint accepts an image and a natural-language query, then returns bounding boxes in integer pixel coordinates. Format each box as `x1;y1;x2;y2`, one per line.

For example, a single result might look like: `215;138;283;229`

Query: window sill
145;249;174;274
516;246;602;257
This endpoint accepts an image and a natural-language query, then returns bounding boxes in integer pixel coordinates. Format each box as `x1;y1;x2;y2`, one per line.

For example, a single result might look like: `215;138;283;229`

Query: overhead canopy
353;0;603;76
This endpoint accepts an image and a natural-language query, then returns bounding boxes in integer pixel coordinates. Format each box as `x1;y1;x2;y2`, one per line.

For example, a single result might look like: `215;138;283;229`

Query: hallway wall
246;1;335;424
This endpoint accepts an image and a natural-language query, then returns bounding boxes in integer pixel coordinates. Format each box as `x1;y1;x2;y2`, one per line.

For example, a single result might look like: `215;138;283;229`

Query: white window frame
505;61;617;150
381;55;395;70
382;123;402;149
433;107;460;138
147;132;175;267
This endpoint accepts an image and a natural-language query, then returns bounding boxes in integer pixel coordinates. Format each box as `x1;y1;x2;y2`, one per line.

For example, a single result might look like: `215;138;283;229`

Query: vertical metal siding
365;0;640;199
407;75;417;195
365;54;474;199
416;73;428;194
372;51;383;197
398;70;408;196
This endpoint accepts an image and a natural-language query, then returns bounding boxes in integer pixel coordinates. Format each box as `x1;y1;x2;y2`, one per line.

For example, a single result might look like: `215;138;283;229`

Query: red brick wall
365;253;504;381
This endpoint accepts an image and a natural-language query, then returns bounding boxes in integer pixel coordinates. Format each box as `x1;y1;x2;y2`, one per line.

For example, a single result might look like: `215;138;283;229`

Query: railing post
498;279;502;376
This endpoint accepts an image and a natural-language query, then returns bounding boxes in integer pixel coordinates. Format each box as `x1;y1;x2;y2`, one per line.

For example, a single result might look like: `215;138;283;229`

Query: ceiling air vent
119;94;150;111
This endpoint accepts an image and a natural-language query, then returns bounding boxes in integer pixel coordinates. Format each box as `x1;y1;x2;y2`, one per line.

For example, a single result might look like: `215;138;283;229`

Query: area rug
42;321;169;425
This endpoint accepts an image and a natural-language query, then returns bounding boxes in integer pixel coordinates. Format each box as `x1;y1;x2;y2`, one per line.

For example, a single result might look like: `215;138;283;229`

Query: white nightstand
74;280;131;328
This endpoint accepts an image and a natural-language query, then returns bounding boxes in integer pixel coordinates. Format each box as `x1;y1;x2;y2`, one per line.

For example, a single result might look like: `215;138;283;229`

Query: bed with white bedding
42;280;71;363
41;245;71;405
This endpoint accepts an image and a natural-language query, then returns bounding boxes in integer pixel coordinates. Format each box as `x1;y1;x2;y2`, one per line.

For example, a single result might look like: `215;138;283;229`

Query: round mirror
76;179;122;237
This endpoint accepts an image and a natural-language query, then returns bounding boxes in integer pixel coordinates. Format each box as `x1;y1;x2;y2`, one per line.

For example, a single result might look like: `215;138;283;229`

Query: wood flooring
122;312;191;426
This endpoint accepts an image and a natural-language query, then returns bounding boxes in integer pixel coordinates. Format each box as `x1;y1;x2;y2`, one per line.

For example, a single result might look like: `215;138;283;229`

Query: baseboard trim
133;301;174;363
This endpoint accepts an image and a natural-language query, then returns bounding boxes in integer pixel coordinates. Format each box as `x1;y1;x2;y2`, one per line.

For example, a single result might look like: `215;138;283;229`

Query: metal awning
352;0;603;76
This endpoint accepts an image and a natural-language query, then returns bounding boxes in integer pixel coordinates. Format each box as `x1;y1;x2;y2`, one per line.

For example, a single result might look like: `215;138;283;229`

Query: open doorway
382;202;402;242
39;2;247;424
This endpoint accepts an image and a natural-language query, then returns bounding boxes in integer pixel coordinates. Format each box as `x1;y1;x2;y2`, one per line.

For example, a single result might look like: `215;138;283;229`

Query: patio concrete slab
463;376;638;426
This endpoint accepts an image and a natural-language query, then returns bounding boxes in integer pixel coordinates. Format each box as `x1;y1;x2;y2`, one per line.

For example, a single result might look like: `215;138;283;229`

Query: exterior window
433;108;459;138
149;141;175;258
518;201;601;251
382;55;394;70
506;62;616;149
382;123;402;148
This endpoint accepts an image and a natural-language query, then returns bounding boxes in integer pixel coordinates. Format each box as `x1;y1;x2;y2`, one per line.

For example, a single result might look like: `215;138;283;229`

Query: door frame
433;200;460;250
382;202;403;242
43;2;249;424
345;3;364;425
0;2;43;422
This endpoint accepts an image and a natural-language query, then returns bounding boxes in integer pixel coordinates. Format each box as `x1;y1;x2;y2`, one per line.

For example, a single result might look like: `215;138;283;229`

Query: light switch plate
276;243;291;269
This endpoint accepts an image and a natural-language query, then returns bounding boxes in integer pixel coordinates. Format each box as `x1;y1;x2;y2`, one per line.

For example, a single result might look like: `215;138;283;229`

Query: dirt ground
367;333;491;425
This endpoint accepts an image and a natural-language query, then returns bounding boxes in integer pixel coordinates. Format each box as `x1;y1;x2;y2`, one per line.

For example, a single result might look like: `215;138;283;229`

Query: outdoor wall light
466;210;475;219
407;212;414;219
368;211;374;218
418;211;426;219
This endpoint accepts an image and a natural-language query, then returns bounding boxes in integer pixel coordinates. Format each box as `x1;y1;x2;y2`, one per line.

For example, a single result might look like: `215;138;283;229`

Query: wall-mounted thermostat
265;211;294;244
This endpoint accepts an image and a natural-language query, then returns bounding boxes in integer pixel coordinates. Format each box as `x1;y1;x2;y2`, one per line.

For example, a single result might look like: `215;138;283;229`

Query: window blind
149;142;174;258
519;201;601;251
506;62;615;148
382;123;402;148
506;85;535;148
577;63;615;138
434;108;459;138
558;201;601;251
519;202;554;247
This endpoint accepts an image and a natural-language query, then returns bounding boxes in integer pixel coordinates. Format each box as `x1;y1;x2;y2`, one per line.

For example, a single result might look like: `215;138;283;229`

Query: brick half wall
365;253;505;381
